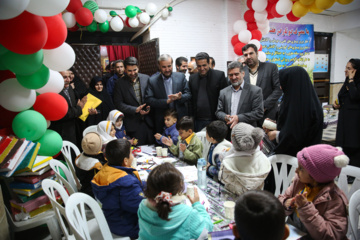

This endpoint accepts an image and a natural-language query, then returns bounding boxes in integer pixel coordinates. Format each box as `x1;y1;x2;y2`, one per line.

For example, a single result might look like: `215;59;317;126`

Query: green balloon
17;64;50;89
125;5;137;18
86;21;97;32
168;6;173;12
0;44;8;55
0;58;7;70
37;129;63;156
99;20;109;33
1;50;43;75
135;6;142;13
12;110;47;141
110;10;117;17
83;0;99;14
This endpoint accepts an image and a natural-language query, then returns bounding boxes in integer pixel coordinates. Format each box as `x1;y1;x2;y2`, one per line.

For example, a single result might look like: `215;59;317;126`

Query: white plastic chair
196;131;208;156
82;126;97;137
65;192;130;240
50;160;77;195
42;179;74;240
337;165;360;200
349;189;360;240
268;154;298;197
61;141;82;191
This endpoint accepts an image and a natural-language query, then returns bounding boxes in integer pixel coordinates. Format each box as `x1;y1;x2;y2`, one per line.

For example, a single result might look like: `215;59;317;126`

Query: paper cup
224;201;235;220
186;185;195;198
161;148;168;157
156;147;162;157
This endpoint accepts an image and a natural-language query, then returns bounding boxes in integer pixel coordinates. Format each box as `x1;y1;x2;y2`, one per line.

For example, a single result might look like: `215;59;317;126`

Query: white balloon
62;12;76;28
128;17;139;28
254;11;268;22
248;39;261;50
0;0;29;20
256;19;269;28
110;16;124;32
238;30;252;44
260;26;270;35
252;0;268;12
139;12;150;25
276;0;293;15
46;120;51;128
233;20;247;34
43;43;76;71
0;78;36;112
37;70;64;94
145;3;157;16
94;9;107;23
26;0;70;17
161;9;169;19
258;51;267;62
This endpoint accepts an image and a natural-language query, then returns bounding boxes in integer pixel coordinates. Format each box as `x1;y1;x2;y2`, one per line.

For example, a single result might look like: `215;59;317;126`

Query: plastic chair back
337;165;360;200
61;141;82;191
269;154;298;197
196;131;208;156
349;189;360;240
50;160;77;195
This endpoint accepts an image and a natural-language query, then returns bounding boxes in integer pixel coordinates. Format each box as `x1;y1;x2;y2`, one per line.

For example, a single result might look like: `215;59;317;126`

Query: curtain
106;45;138;62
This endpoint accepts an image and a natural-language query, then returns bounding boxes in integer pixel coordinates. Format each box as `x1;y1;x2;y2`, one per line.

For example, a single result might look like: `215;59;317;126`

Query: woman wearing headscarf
333;58;360;168
266;66;323;156
86;76;115;126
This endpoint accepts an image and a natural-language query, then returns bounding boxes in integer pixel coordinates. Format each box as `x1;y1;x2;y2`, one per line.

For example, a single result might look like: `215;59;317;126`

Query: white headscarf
97;120;116;143
107;110;124;130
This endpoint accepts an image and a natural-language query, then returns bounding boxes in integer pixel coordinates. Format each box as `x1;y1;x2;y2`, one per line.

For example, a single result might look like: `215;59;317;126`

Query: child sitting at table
278;144;349;240
97;120;116;144
154;109;179;147
233;190;289;240
137;162;213;239
162;116;203;165
107;110;137;145
219;122;271;195
91;139;144;239
75;132;105;197
204;120;232;181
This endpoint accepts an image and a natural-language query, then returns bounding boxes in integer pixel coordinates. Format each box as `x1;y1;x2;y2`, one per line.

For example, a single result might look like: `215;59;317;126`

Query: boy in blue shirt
91;139;144;239
154;109;179;147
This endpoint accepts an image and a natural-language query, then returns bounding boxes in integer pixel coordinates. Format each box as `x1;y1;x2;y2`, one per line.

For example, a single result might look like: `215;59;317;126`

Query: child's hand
179;143;186;152
294;191;308;208
206;162;210;170
162;136;173;147
284;198;295;210
267;130;278;141
154;133;162;140
128;138;134;145
187;187;200;204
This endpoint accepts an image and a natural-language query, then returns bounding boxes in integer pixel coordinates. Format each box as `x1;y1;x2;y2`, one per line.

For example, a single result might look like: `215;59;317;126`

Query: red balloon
0;70;15;84
43;14;67;50
68;25;79;32
271;4;284;18
125;17;131;28
0;11;47;55
287;11;300;22
0;105;18;129
246;0;253;10
268;0;279;4
66;0;83;14
234;42;246;56
266;3;275;19
247;22;258;31
33;93;68;121
244;10;255;23
75;7;93;27
267;12;275;19
251;29;262;41
231;35;240;46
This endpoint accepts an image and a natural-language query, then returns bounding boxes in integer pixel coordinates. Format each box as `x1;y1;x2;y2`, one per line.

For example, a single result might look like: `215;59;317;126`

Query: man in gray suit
145;54;191;134
242;44;282;123
216;61;263;131
113;57;154;145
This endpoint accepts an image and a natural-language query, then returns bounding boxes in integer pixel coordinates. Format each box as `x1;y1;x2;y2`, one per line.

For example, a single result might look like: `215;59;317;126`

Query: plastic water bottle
197;158;207;190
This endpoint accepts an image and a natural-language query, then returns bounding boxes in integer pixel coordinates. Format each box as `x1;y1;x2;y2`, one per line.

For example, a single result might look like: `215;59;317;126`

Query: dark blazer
189;68;228;120
113;73;153;133
145;72;191;133
216;81;264;127
244;61;282;120
50;87;83;146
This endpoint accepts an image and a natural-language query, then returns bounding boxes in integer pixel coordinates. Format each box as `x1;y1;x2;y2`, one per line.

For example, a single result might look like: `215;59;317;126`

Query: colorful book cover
14;169;55;184
13;142;40;174
10;175;55;190
11;203;53;221
30;156;52;172
10;191;59;213
0;140;29;171
0;137;18;164
16;190;45;203
12;185;43;197
0;139;24;168
0;136;12;155
13;165;51;177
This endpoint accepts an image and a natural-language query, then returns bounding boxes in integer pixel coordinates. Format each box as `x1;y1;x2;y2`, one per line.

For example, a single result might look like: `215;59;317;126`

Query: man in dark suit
113;57;154;145
242;44;282;123
216;61;263;133
50;71;87;148
189;52;228;132
145;54;191;134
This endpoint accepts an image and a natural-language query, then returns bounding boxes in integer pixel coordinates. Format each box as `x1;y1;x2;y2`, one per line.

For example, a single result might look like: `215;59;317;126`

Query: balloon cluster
231;0;353;61
0;0;77;156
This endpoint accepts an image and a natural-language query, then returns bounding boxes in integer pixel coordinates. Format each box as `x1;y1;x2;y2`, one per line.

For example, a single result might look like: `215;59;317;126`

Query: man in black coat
189;52;228;132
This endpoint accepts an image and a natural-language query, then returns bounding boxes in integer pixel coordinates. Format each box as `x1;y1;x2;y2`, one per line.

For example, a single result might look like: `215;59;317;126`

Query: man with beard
187;60;198;75
145;54;191;133
175;56;188;74
242;44;282;124
113;57;154;145
216;61;263;138
107;59;125;98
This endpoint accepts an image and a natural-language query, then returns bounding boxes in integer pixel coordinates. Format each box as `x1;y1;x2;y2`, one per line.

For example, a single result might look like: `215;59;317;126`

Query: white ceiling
321;0;360;16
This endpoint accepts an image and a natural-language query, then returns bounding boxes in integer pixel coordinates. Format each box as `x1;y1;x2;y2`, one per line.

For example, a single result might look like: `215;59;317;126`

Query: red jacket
278;175;348;240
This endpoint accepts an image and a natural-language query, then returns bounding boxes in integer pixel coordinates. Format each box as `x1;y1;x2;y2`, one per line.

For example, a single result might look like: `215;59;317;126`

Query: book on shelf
10;192;59;213
11;203;53;221
0;135;13;155
30;156;52;172
10;175;55;190
16;190;45;203
13;142;40;174
12;185;43;197
0;137;18;164
14;169;55;184
0;138;24;168
0;139;29;172
13;165;51;177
